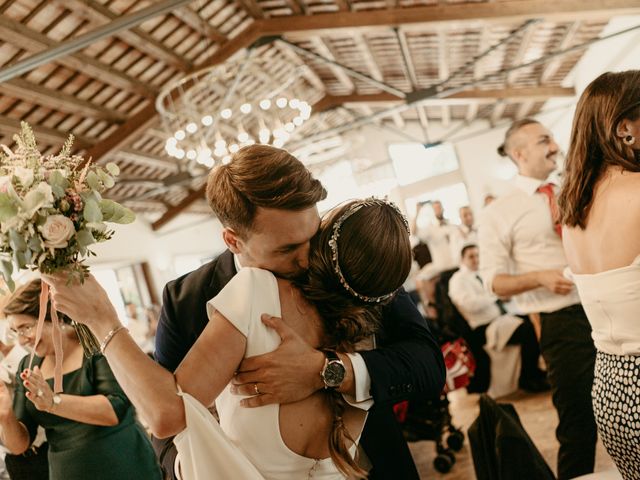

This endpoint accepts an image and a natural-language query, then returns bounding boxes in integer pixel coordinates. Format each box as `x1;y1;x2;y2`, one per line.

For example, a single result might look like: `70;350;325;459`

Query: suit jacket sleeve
154;282;184;372
358;289;445;406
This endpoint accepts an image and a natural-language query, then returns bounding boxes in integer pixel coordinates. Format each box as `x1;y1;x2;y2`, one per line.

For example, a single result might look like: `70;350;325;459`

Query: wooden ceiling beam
490;101;507;125
236;0;264;19
53;0;191;71
0;78;127;122
0;116;93;148
314;86;576;110
151;185;207;231
310;37;355;93
437;30;450;127
263;0;640;37
171;6;227;44
506;20;537;85
0;16;154;98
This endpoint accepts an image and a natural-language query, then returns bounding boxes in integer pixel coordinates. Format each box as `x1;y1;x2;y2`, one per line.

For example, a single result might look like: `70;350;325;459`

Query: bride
45;198;412;479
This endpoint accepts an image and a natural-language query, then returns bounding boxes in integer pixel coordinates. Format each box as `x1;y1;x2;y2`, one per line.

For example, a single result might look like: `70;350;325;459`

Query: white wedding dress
174;267;359;480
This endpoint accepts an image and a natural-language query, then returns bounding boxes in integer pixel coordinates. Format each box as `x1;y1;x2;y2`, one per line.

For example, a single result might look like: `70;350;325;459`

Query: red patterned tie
536;183;562;237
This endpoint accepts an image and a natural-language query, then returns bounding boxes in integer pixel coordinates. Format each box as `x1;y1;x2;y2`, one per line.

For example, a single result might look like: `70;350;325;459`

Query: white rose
40;215;75;249
13;167;34;188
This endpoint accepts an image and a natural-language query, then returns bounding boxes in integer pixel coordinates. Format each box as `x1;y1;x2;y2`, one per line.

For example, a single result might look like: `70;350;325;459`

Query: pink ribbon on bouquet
28;281;64;393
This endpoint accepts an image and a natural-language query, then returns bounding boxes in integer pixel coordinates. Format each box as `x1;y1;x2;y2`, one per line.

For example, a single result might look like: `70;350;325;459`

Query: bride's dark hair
299;199;412;478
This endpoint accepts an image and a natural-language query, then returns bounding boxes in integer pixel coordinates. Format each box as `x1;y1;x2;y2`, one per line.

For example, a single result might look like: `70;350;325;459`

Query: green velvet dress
13;354;162;480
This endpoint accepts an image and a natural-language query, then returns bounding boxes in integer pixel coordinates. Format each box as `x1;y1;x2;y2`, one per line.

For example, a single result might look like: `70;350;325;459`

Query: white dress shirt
233;255;373;410
478;175;579;314
448;265;501;329
450;225;478;265
416;221;457;270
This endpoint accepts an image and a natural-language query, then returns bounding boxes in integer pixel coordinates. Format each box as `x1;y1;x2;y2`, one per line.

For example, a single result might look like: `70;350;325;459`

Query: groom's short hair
206;145;327;235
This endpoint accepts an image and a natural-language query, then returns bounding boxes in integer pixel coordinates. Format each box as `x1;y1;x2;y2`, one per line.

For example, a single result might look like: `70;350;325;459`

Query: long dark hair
558;71;640;228
299;200;412;478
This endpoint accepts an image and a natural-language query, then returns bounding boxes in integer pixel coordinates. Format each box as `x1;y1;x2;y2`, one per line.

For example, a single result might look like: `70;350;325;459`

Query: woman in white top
44;198;412;480
559;70;640;480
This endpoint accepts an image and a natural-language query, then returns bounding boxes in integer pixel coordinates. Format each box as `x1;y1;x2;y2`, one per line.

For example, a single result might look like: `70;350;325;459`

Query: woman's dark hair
3;279;70;324
559;70;640;228
299;200;412;478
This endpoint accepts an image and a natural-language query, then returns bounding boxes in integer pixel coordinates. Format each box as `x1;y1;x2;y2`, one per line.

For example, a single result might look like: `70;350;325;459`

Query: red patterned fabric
441;339;476;393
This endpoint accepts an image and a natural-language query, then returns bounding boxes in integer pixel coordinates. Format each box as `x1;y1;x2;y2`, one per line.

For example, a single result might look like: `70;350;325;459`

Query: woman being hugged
45;198;412;479
0;280;162;480
558;70;640;479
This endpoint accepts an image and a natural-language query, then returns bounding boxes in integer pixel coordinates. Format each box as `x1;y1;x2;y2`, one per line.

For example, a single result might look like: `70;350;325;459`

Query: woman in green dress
0;280;161;480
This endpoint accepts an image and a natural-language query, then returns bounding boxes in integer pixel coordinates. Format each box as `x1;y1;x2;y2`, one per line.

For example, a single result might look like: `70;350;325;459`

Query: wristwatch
320;350;346;389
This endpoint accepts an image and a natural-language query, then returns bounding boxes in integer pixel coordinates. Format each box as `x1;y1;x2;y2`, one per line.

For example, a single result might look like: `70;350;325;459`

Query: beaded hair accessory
328;198;410;303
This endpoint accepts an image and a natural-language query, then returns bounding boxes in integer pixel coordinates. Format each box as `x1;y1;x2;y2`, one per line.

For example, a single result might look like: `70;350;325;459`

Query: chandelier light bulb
289;98;300;109
175;149;185;159
222;155;232;164
246;139;255;146
174;129;186;140
229;144;240;153
240;103;252;114
203;157;215;168
221;108;232;119
201;115;213;126
284;122;295;133
273;138;285;148
186;122;198;133
186;149;197;160
259;99;271;110
214;138;226;149
237;131;249;143
301;110;311;120
213;147;226;157
166;137;177;147
293;117;303;126
276;97;288;108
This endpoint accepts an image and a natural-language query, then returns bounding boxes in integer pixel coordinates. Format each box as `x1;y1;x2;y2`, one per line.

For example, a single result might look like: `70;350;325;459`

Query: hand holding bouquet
0;122;135;390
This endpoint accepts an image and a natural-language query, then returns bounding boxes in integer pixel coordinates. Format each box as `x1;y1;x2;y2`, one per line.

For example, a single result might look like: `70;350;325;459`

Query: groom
153;145;445;479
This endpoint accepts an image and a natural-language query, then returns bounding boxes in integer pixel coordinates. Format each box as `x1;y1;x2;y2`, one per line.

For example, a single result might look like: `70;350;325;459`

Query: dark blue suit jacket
154;250;445;479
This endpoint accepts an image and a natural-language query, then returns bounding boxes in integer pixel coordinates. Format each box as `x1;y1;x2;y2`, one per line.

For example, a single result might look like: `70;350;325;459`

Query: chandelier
156;48;316;168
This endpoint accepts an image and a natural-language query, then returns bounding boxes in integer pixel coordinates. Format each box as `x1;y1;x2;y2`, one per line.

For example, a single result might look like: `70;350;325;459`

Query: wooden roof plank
0;15;155;97
52;0;192;71
171;5;227;43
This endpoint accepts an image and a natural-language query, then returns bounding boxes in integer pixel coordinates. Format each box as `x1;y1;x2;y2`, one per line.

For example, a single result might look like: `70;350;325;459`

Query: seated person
448;245;548;393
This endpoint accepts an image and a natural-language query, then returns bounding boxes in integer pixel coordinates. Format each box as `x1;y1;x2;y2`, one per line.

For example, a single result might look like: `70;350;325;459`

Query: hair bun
497;144;507;157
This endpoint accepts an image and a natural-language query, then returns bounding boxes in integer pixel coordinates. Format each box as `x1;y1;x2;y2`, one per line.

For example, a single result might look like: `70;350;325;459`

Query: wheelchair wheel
433;454;453;473
447;430;465;451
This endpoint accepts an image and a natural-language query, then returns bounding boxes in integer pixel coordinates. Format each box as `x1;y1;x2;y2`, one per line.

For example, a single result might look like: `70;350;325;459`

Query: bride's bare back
563;167;640;274
275;277;367;460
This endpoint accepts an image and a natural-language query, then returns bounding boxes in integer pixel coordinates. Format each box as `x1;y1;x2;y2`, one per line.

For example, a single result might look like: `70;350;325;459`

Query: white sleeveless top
208;267;357;479
570;256;640;356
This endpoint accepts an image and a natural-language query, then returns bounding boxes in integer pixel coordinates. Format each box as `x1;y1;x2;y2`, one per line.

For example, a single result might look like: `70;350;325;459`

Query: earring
624;135;635;145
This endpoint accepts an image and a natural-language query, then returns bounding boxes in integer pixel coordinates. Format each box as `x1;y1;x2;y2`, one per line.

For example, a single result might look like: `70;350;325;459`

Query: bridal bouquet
0;122;135;362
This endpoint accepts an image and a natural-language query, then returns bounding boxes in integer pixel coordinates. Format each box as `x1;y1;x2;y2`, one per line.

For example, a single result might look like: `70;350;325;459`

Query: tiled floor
409;389;616;479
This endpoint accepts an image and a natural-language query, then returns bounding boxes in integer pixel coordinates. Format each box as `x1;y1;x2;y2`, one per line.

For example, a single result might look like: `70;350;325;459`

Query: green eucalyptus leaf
0;192;17;222
85;222;107;232
28;235;43;253
0;260;14;292
83;199;103;223
76;229;96;248
97;170;115;189
100;199;135;224
85;171;101;191
8;229;26;251
106;163;120;176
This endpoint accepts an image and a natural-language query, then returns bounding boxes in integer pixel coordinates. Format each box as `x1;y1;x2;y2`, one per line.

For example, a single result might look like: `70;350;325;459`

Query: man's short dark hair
461;244;478;259
206;145;327;235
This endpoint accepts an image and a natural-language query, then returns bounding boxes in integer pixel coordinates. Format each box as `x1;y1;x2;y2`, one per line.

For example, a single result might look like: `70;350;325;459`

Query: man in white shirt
449;206;478;265
412;200;457;270
448;244;547;392
479;119;597;479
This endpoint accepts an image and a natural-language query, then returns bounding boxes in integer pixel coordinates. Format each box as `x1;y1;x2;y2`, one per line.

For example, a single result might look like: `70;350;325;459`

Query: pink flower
40;215;75;249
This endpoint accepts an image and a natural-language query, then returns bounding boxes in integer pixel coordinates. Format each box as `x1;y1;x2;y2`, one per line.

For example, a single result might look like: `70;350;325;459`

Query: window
408;182;470;226
388;142;459;186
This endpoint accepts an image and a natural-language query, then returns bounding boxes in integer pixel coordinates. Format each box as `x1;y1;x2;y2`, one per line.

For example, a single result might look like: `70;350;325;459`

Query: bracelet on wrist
100;325;128;354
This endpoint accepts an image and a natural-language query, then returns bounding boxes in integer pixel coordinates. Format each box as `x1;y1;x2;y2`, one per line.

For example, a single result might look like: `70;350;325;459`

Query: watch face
53;395;62;405
324;361;346;388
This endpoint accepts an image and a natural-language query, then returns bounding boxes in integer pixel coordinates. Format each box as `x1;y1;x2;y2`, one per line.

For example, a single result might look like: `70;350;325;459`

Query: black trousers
540;304;597;480
507;318;543;383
